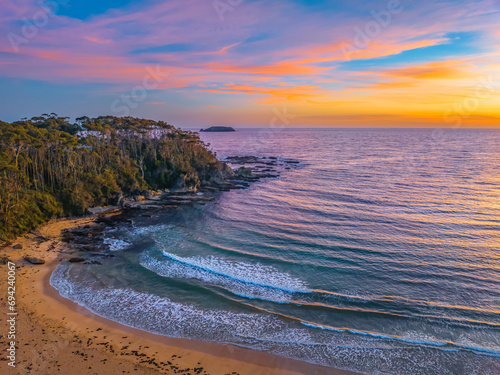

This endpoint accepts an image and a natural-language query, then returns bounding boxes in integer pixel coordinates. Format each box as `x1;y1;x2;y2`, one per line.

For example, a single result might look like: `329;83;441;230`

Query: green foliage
0;115;226;240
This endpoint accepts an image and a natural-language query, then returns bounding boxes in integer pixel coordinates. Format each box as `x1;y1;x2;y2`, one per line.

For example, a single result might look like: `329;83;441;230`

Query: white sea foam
103;238;131;251
131;224;173;237
301;321;500;357
50;264;500;374
140;252;309;303
301;322;345;333
50;264;287;342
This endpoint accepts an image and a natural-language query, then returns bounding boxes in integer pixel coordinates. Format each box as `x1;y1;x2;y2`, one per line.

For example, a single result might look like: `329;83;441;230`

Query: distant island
200;126;235;132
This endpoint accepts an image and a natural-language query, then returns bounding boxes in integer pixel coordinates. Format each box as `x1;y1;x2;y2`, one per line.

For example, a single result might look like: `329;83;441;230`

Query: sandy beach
0;217;360;375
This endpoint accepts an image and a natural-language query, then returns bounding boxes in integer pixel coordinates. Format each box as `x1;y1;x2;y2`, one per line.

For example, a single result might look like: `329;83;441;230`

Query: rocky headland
43;155;301;264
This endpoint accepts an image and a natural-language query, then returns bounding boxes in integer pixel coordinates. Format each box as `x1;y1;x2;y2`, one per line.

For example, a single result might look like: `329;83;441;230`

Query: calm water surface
52;129;500;374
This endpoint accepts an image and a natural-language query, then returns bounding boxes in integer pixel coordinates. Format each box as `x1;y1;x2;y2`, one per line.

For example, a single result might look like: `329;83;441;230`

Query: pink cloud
1;0;499;129
84;36;112;44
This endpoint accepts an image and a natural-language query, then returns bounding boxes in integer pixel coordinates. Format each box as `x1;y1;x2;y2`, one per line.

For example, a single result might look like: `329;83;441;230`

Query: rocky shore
0;156;301;266
0;154;359;375
33;156;301;265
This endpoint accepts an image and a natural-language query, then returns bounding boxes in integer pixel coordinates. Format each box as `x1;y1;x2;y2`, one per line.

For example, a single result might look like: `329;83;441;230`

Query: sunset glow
1;0;500;127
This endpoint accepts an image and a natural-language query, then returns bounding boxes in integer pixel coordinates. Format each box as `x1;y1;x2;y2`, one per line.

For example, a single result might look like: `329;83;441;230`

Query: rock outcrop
69;257;86;263
24;256;45;265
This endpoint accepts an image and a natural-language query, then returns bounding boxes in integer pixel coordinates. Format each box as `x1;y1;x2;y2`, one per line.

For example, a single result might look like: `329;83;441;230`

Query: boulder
24;257;45;265
69;257;85;263
12;244;23;250
79;245;101;252
61;231;75;242
83;260;102;265
235;167;253;178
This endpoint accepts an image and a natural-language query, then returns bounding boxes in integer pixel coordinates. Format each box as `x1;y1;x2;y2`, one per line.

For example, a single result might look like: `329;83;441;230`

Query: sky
1;0;500;127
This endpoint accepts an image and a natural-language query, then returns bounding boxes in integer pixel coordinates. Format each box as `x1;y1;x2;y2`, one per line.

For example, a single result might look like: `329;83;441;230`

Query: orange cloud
381;61;475;80
198;83;327;103
202;61;323;76
363;81;419;90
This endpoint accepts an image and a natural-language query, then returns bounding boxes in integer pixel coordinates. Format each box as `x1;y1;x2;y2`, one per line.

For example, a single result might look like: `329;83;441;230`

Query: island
200;126;236;132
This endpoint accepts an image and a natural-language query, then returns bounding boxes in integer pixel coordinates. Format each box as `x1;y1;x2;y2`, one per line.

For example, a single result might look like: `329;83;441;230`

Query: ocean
51;128;500;374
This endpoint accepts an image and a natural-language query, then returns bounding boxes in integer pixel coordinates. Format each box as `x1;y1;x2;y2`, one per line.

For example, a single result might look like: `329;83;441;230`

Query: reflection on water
52;129;500;374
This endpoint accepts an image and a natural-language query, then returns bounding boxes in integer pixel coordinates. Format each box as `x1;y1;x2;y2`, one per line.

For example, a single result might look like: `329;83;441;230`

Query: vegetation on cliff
0;114;230;240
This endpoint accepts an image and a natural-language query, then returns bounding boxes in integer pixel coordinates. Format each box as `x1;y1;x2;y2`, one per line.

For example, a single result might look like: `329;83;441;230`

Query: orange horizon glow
0;0;499;127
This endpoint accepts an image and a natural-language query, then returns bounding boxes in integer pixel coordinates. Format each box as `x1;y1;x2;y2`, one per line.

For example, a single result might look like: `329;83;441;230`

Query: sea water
51;128;500;374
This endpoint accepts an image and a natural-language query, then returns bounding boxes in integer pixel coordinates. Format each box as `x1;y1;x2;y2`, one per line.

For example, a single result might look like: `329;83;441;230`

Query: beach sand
0;217;361;375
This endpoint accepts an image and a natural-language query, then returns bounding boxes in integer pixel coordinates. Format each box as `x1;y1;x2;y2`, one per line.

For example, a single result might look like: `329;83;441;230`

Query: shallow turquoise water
52;129;500;374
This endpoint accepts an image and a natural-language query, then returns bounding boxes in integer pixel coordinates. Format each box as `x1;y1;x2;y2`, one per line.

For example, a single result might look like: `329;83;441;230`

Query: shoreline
0;216;361;375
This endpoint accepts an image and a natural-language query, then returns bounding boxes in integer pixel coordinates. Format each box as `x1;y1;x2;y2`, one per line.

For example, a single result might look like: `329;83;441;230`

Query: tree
0;114;229;240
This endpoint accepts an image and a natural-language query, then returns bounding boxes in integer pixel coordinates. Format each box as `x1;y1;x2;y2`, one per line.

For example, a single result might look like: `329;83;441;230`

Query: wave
103;238;131;251
140;252;310;303
140;251;500;334
306;293;500;330
50;264;287;342
301;322;500;357
161;251;310;293
130;224;174;238
50;263;500;374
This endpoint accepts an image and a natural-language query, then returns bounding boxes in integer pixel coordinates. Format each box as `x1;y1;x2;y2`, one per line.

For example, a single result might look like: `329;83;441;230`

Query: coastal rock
138;204;168;210
202;163;233;188
225;156;260;164
142;190;162;199
90;253;115;259
73;237;93;245
71;225;105;238
235;167;253;178
171;173;200;192
79;245;101;252
24;256;45;265
61;231;75;242
69;257;85;263
83;260;102;265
